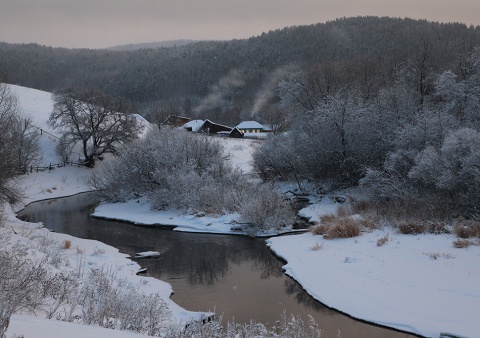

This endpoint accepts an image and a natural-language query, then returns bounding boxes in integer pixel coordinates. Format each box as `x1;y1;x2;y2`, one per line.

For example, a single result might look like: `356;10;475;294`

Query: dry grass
377;234;389;247
310;242;324;251
324;218;361;239
453;239;473;248
424;252;455;260
0;211;6;228
454;219;480;238
349;196;455;227
336;205;349;217
62;239;72;249
309;223;328;236
349;197;370;214
93;247;105;256
310;213;361;239
397;220;426;235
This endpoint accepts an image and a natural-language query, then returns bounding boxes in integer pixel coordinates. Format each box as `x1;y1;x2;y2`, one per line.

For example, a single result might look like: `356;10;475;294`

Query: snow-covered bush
238;183;295;235
0;246;53;337
92;126;234;208
0;83;39;203
77;267;170;335
407;128;480;216
93;127;295;233
164;312;321;338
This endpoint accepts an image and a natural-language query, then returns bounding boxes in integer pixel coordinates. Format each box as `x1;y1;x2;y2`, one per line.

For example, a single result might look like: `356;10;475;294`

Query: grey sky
1;0;479;49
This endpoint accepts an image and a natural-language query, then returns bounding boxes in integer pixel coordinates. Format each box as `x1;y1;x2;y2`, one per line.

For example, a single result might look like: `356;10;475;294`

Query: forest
1;16;480;126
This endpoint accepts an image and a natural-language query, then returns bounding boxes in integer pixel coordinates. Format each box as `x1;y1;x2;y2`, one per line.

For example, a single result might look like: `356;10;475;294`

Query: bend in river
18;193;417;338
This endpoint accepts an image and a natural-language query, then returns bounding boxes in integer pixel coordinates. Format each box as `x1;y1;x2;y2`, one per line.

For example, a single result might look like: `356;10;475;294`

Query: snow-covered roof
236;121;264;130
182;119;204;132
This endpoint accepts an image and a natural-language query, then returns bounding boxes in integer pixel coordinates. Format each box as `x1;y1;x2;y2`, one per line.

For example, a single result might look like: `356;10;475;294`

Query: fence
20;160;85;174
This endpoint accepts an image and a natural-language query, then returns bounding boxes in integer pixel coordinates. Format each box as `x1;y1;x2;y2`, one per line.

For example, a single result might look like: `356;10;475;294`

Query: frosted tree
50;88;141;167
0;247;52;337
0;83;39;203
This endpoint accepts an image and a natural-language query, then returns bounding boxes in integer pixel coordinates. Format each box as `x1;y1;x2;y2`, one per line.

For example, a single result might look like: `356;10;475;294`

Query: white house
236;121;265;133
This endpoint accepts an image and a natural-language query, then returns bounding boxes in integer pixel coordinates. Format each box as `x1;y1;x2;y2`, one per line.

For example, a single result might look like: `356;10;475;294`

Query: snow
298;195;341;223
236;120;264;130
135;251;161;258
220;137;257;173
4;84;480;337
92;199;247;235
8;314;149;338
181;119;204;132
267;231;480;338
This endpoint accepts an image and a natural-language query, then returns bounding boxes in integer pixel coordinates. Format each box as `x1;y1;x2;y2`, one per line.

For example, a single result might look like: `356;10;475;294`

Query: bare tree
50;88;141;167
0;83;39;203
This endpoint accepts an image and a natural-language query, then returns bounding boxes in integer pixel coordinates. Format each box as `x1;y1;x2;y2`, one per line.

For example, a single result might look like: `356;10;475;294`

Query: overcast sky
1;0;479;49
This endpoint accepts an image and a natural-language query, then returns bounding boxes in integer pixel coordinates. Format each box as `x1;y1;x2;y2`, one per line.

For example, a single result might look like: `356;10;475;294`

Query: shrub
453;239;473;248
397;220;426;234
309;223;328;236
239;183;295;235
62;239;72;249
164;312;322;338
310;242;324;251
310;214;361;239
0;246;53;336
454;219;480;238
0;210;6;228
377;234;389;246
323;217;361;239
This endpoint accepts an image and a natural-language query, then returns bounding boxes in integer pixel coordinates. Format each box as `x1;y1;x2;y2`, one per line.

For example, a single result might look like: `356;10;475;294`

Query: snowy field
4;84;480;337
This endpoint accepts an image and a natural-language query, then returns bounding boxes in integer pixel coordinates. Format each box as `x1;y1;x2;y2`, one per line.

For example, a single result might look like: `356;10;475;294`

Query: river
18;193;416;338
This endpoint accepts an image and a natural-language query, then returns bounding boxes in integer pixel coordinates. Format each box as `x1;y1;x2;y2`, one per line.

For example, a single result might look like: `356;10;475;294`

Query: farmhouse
228;127;244;138
197;119;233;135
236;121;265;133
163;115;192;127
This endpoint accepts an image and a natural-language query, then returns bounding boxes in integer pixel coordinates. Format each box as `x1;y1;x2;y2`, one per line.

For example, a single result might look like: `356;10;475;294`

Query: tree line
253;46;480;219
1;17;480;126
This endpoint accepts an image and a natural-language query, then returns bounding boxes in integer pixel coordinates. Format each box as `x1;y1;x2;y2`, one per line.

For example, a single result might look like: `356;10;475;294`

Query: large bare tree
50;88;141;167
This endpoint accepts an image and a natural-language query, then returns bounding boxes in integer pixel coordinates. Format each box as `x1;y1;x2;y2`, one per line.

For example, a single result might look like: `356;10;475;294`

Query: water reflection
18;193;416;338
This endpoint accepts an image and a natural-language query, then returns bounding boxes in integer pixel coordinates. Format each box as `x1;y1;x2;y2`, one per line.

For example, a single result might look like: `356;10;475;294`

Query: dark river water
18;193;416;338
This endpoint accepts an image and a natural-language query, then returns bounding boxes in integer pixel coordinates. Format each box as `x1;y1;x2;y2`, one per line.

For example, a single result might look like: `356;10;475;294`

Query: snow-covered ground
4;84;480;337
267;231;480;338
8;314;149;338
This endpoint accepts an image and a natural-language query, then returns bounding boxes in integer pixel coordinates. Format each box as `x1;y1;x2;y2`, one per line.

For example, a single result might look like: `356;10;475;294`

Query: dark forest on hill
1;17;479;125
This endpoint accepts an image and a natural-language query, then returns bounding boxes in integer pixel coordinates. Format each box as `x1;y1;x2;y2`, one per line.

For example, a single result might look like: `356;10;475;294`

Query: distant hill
1;17;480;125
107;40;197;51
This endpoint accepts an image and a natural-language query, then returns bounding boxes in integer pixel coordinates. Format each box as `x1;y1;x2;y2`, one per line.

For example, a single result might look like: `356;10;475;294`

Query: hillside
1;17;480;125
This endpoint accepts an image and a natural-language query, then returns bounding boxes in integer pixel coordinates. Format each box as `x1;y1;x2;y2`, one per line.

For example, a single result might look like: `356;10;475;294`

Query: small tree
50;88;141;167
0;83;39;203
